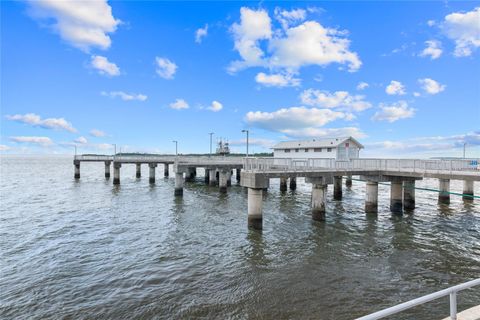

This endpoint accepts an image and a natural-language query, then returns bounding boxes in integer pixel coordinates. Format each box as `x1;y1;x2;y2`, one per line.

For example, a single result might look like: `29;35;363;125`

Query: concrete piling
149;163;157;184
333;176;342;200
365;181;378;213
104;161;111;179
174;172;184;196
346;175;352;188
205;169;210;184
164;164;169;177
219;170;228;193
311;183;327;221
113;163;121;185
185;167;196;182
438;179;450;204
227;170;232;187
209;169;217;185
236;168;241;182
280;177;288;192
136;163;141;178
248;188;263;230
390;180;403;214
403;180;415;210
463;180;474;200
74;160;80;179
289;177;297;190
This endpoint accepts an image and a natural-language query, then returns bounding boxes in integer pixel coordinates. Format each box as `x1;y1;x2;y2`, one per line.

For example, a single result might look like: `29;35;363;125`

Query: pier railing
355;278;480;320
243;158;479;174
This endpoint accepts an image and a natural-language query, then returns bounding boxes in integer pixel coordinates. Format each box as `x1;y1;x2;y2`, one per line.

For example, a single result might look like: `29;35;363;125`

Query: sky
1;1;479;158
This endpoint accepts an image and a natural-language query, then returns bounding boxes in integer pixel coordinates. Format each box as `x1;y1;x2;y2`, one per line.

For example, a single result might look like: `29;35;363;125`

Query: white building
272;137;363;160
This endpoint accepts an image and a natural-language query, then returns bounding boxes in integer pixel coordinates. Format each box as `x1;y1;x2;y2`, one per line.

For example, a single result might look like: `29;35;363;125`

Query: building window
327;148;332;152
304;148;309;152
314;148;322;152
295;149;299;152
284;149;290;153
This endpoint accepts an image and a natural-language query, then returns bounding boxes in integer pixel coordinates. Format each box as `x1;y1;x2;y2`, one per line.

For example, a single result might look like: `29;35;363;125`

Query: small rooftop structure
272;136;363;160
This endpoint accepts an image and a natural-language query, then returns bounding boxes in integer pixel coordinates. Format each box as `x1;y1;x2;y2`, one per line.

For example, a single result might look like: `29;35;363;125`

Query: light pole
241;129;249;157
209;132;214;157
74;145;77;156
112;144;117;155
463;143;467;158
172;140;178;156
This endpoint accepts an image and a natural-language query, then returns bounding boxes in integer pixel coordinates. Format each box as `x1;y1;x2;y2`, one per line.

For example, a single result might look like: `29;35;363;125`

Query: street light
172;140;178;156
463;143;467;158
112;143;117;155
74;145;77;156
241;129;249;157
209;132;214;157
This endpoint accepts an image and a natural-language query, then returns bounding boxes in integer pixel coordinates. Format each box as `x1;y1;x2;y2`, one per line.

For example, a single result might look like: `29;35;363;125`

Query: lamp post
241;129;249;157
463;143;467;158
74;145;77;156
209;132;214;157
172;140;178;156
112;144;117;155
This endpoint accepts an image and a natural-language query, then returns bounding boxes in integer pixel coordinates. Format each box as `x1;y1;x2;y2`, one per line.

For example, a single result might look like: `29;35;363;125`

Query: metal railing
74;155;113;161
74;154;244;164
356;278;480;320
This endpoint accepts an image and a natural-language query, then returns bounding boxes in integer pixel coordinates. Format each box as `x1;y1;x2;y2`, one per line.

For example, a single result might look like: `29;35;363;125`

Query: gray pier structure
74;155;479;230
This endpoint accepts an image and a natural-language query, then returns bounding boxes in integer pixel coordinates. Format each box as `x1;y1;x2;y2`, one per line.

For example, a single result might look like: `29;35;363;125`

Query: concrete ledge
441;305;480;320
240;172;269;189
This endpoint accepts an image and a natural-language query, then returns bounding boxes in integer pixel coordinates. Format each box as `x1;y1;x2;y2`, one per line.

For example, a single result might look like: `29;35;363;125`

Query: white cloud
385;80;406;95
427;20;436;27
207;100;223;112
420;40;443;59
356;82;369;90
195;24;208;43
0;145;11;152
74;136;88;144
300;89;371;112
6;113;76;132
10;136;53;147
27;0;120;51
155;57;177;79
418;78;446;95
169;99;189;110
90;129;106;137
101;91;147;101
274;7;307;29
91;55;120;76
255;72;301;87
443;7;480;57
372;101;415;122
281;127;367;139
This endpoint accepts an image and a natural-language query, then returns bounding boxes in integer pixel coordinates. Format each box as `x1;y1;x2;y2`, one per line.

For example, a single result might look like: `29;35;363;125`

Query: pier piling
333;176;342;200
289;177;297;190
104;161;111;179
463;180;474;200
113;163;121;185
390;180;403;214
174;172;184;196
365;181;378;213
280;177;288;192
248;188;263;230
136;164;141;178
438;179;450;204
403;179;416;210
74;160;80;179
149;164;156;184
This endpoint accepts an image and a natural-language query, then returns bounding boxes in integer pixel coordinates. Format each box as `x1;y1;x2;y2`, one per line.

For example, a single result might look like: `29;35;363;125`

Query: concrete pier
333;176;342;200
311;183;327;221
113;163;121;185
403;179;416;210
365;181;378;213
74;160;80;179
149;163;156;184
164;164;169;177
185;167;196;182
236;168;241;182
346;175;352;188
104;161;111;179
227;170;232;187
205;169;210;184
248;188;263;230
289;177;297;190
390;180;403;213
219;170;228;193
438;178;450;204
280;177;288;192
136;163;141;178
463;180;474;200
174;172;184;196
209;169;217;186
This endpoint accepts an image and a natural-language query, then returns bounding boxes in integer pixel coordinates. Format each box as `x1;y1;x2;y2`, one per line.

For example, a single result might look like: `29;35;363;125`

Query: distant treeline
82;152;273;157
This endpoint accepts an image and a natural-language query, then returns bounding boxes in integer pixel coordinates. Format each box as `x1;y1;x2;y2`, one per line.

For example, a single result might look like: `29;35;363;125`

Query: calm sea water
0;156;479;320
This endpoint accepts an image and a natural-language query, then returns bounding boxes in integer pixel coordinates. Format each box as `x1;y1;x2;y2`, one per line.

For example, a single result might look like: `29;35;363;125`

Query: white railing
356;278;480;320
74;155;113;161
75;154;244;164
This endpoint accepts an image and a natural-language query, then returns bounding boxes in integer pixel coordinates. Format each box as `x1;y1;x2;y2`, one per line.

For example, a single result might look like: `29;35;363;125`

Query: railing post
449;292;457;320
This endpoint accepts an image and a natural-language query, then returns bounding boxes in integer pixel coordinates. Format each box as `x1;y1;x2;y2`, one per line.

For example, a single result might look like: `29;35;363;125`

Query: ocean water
0;155;479;320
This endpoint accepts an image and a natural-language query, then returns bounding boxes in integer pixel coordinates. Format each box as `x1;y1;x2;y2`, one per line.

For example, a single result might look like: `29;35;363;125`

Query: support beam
333;176;342;200
311;183;327;221
280;177;288;192
164;164;169;177
136;163;141;178
439;179;450;204
149;163;157;184
463;180;474;200
403;180;416;210
205;169;210;184
209;169;217;185
390;181;403;213
248;188;263;230
74;160;80;179
113;163;121;185
346;175;352;188
365;181;378;213
236;168;241;182
104;161;111;179
174;172;184;196
289;177;297;190
219;169;228;193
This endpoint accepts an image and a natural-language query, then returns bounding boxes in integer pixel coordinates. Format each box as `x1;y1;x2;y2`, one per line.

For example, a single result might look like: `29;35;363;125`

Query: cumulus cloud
169;99;189;110
74;136;88;144
300;89;371;112
229;7;361;74
372;101;415;122
274;7;307;29
155;57;177;79
385;80;406;95
356;82;369;90
443;7;480;57
255;72;301;87
91;55;120;76
6;113;76;132
207;100;223;112
26;0;120;51
281;127;367;139
101;91;147;101
90;129;106;137
418;78;446;95
10;136;53;147
0;145;11;152
195;24;208;43
419;40;443;59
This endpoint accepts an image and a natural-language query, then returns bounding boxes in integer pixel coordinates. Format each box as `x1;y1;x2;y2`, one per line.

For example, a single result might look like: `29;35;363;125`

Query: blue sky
1;1;479;157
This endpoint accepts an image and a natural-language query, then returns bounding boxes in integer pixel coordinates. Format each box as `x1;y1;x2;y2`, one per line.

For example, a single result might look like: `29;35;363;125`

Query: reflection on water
0;156;479;320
